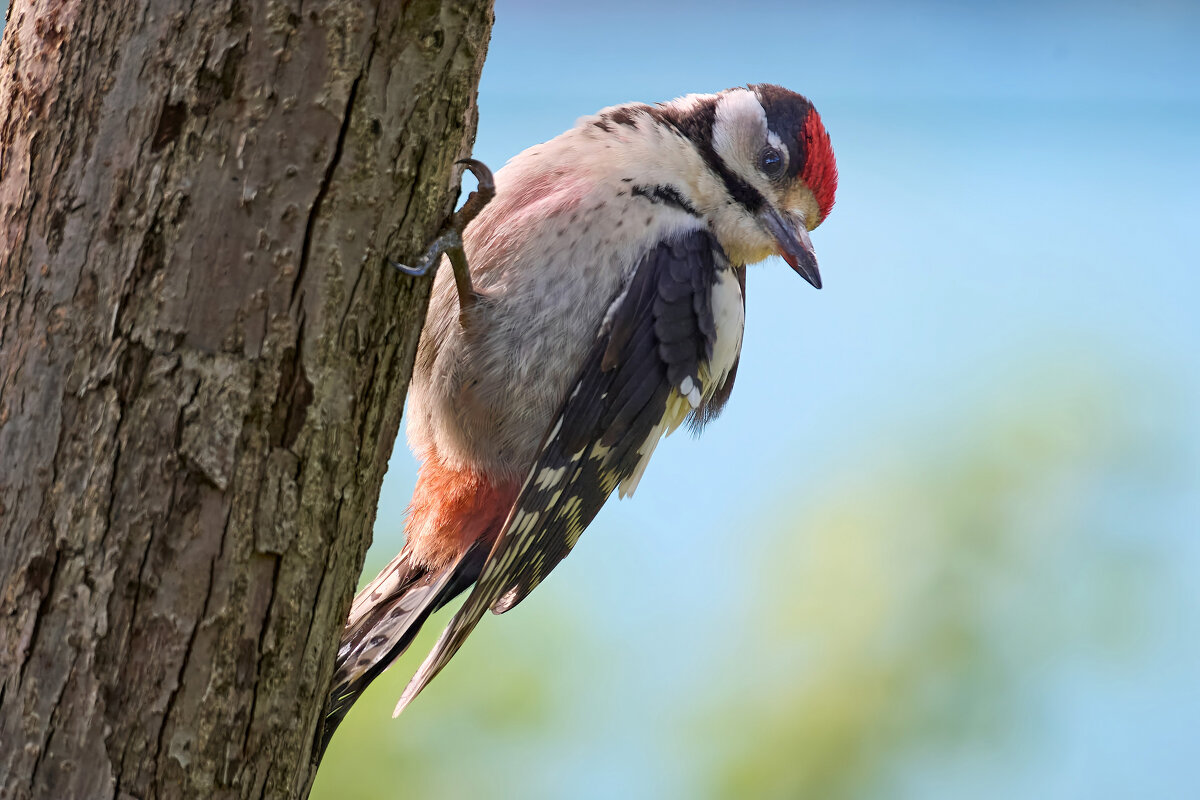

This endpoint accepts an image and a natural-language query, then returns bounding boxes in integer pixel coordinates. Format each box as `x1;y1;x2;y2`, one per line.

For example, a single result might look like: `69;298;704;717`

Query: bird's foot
389;159;495;315
390;229;462;277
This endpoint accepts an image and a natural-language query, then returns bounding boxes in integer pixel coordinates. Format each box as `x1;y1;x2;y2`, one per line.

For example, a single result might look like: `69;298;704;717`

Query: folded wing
393;228;745;714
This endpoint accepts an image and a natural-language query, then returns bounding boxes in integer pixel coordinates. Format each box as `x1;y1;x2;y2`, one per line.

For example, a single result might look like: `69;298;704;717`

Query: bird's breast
407;161;717;482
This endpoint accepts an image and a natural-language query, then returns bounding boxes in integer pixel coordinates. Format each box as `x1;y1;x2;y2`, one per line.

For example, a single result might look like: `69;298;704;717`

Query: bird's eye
759;145;785;179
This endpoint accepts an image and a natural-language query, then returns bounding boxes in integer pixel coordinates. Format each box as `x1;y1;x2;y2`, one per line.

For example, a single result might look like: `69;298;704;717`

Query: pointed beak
759;207;822;289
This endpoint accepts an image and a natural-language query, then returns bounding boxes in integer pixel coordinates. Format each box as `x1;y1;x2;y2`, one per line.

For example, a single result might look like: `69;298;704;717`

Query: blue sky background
327;2;1200;797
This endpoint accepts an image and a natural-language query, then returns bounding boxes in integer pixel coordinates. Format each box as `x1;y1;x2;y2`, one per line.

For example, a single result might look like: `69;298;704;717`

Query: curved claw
455;158;495;193
451;159;496;233
389;230;462;277
389;260;430;277
387;158;497;321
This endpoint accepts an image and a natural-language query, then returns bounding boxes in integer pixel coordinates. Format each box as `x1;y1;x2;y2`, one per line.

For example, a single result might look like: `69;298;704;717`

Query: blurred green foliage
695;370;1162;799
314;367;1175;799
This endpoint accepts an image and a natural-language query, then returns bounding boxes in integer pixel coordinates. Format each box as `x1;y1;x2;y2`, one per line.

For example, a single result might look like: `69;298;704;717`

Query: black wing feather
392;229;732;714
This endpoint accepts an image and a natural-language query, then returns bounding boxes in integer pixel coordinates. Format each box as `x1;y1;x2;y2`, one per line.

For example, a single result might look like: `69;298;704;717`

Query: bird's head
653;84;838;287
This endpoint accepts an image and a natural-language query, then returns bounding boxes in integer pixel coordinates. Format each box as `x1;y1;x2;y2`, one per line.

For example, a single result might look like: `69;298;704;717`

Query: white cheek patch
709;90;783;263
712;89;768;174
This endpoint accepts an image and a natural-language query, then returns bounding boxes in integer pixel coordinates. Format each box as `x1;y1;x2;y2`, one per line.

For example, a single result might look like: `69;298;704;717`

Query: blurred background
316;1;1200;797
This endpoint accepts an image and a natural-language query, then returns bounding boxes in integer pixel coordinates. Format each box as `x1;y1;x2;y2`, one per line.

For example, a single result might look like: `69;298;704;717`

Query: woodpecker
323;84;837;747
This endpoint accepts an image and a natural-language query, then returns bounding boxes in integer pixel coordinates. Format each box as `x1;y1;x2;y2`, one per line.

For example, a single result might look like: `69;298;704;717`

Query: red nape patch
800;109;838;225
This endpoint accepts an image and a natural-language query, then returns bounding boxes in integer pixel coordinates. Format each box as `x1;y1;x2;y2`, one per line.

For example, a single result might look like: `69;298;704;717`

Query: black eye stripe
646;99;766;213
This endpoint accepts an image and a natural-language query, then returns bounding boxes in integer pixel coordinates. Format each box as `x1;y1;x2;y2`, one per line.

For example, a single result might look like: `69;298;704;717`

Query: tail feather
317;541;489;755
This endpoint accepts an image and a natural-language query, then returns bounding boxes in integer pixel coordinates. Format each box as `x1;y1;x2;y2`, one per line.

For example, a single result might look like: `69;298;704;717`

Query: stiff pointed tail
317;541;489;755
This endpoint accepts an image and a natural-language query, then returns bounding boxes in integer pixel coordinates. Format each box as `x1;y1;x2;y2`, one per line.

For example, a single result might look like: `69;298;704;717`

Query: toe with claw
389;159;495;318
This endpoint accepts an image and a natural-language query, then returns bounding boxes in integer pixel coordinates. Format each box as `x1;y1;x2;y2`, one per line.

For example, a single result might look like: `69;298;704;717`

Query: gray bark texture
0;0;494;797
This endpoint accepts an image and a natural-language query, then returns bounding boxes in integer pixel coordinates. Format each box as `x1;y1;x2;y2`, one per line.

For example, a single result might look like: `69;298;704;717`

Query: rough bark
0;0;493;797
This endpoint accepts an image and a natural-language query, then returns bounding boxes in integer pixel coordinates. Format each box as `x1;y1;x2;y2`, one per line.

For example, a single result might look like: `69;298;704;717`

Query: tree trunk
0;0;493;797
